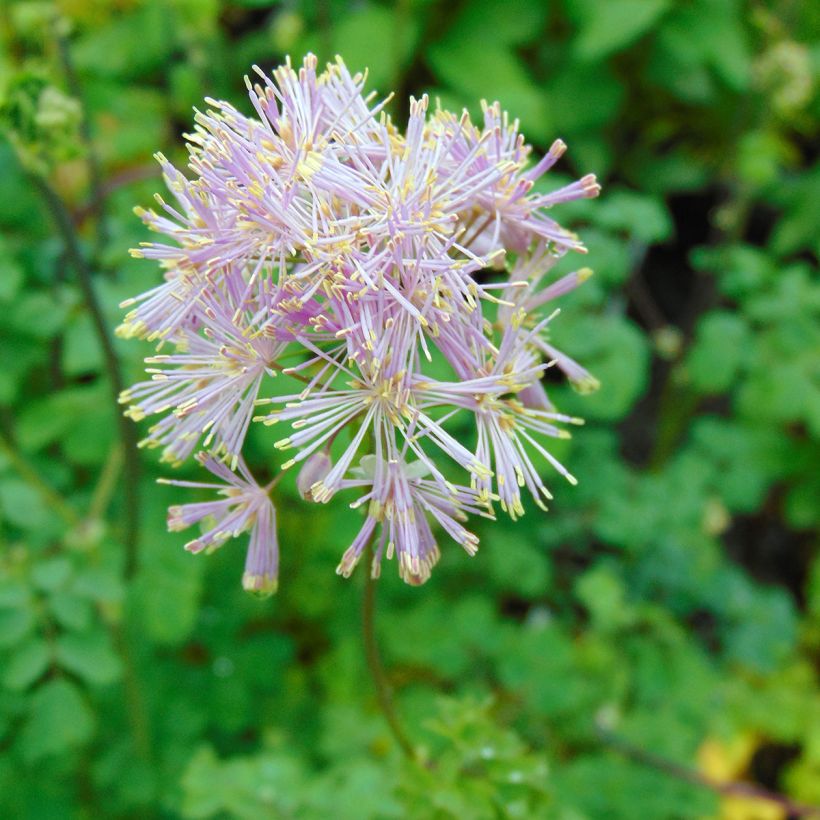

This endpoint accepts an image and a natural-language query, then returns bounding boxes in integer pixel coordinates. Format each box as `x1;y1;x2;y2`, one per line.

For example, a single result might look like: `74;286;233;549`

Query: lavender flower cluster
119;55;600;595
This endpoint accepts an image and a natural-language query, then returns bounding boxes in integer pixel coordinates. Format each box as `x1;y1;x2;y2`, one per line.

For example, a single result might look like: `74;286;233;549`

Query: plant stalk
362;544;417;762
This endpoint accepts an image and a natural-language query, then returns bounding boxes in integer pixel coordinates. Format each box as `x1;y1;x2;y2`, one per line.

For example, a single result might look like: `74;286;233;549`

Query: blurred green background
1;1;819;817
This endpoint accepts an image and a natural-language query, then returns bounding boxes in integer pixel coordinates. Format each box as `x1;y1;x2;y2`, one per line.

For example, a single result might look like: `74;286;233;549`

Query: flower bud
518;380;553;412
296;450;333;501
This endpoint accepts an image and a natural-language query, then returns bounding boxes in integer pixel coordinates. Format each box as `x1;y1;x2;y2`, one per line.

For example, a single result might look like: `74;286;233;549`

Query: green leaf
592;190;673;244
0;607;35;649
15;385;108;452
19;678;94;762
555;314;650;421
132;518;204;645
71;566;124;605
686;311;750;394
73;2;175;79
180;746;306;819
4;291;70;340
49;591;94;632
573;0;671;60
61;314;104;376
445;0;549;46
3;639;50;691
31;557;73;592
55;630;121;686
576;566;633;630
426;40;551;143
0;478;52;533
329;4;418;92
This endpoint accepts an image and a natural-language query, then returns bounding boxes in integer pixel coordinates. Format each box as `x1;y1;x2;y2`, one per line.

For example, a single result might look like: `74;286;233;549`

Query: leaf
31;557;73;592
329;4;418;92
426;40;552;144
555;314;650;421
686;311;750;394
49;591;94;632
445;0;549;46
576;566;633;630
132;522;204;645
180;745;306;819
15;385;108;452
55;630;122;685
0;607;35;649
573;0;671;60
546;61;625;136
592;190;673;244
73;2;175;79
61;314;104;376
0;478;52;533
18;679;94;762
4;291;70;340
3;639;50;691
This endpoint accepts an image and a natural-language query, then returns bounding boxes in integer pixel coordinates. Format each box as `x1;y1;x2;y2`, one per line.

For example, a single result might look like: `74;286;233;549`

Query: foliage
0;0;818;817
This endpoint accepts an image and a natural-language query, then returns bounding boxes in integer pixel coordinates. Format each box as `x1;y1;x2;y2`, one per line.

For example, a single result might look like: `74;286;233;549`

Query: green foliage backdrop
0;1;818;817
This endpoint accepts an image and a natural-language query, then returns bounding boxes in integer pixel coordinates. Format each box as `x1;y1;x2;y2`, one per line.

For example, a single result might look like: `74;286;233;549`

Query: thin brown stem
362;543;418;761
598;725;820;817
54;23;109;256
29;174;141;579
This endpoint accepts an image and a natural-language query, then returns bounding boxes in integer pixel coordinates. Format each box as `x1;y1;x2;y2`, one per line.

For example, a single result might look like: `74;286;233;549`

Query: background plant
0;1;818;817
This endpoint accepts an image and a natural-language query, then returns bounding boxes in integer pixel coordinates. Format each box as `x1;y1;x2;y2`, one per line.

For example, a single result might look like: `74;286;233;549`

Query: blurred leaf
557;314;650;420
0;239;24;302
576;565;634;631
330;4;418;92
686;311;751;394
62;313;104;376
16;385;107;452
426;40;551;143
31;557;73;592
19;678;94;762
180;745;306;819
73;2;175;79
572;0;671;60
0;607;35;649
3;640;50;691
55;630;122;685
0;478;52;532
592;190;673;245
49;590;94;632
445;0;549;46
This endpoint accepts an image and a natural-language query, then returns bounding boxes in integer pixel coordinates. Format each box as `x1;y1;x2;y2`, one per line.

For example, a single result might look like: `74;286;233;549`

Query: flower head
123;54;600;592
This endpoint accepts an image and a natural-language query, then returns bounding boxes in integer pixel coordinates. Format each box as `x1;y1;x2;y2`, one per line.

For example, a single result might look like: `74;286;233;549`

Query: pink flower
123;54;601;590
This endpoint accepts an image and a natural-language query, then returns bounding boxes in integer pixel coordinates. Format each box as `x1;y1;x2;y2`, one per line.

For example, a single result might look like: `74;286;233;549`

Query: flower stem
361;544;417;761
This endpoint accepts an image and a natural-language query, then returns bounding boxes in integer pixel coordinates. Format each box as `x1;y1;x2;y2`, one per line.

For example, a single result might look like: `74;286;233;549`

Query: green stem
54;24;109;255
30;174;141;579
110;622;154;768
362;543;417;761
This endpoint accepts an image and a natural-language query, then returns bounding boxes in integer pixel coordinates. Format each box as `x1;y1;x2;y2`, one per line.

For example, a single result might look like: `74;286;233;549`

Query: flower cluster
120;55;600;594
